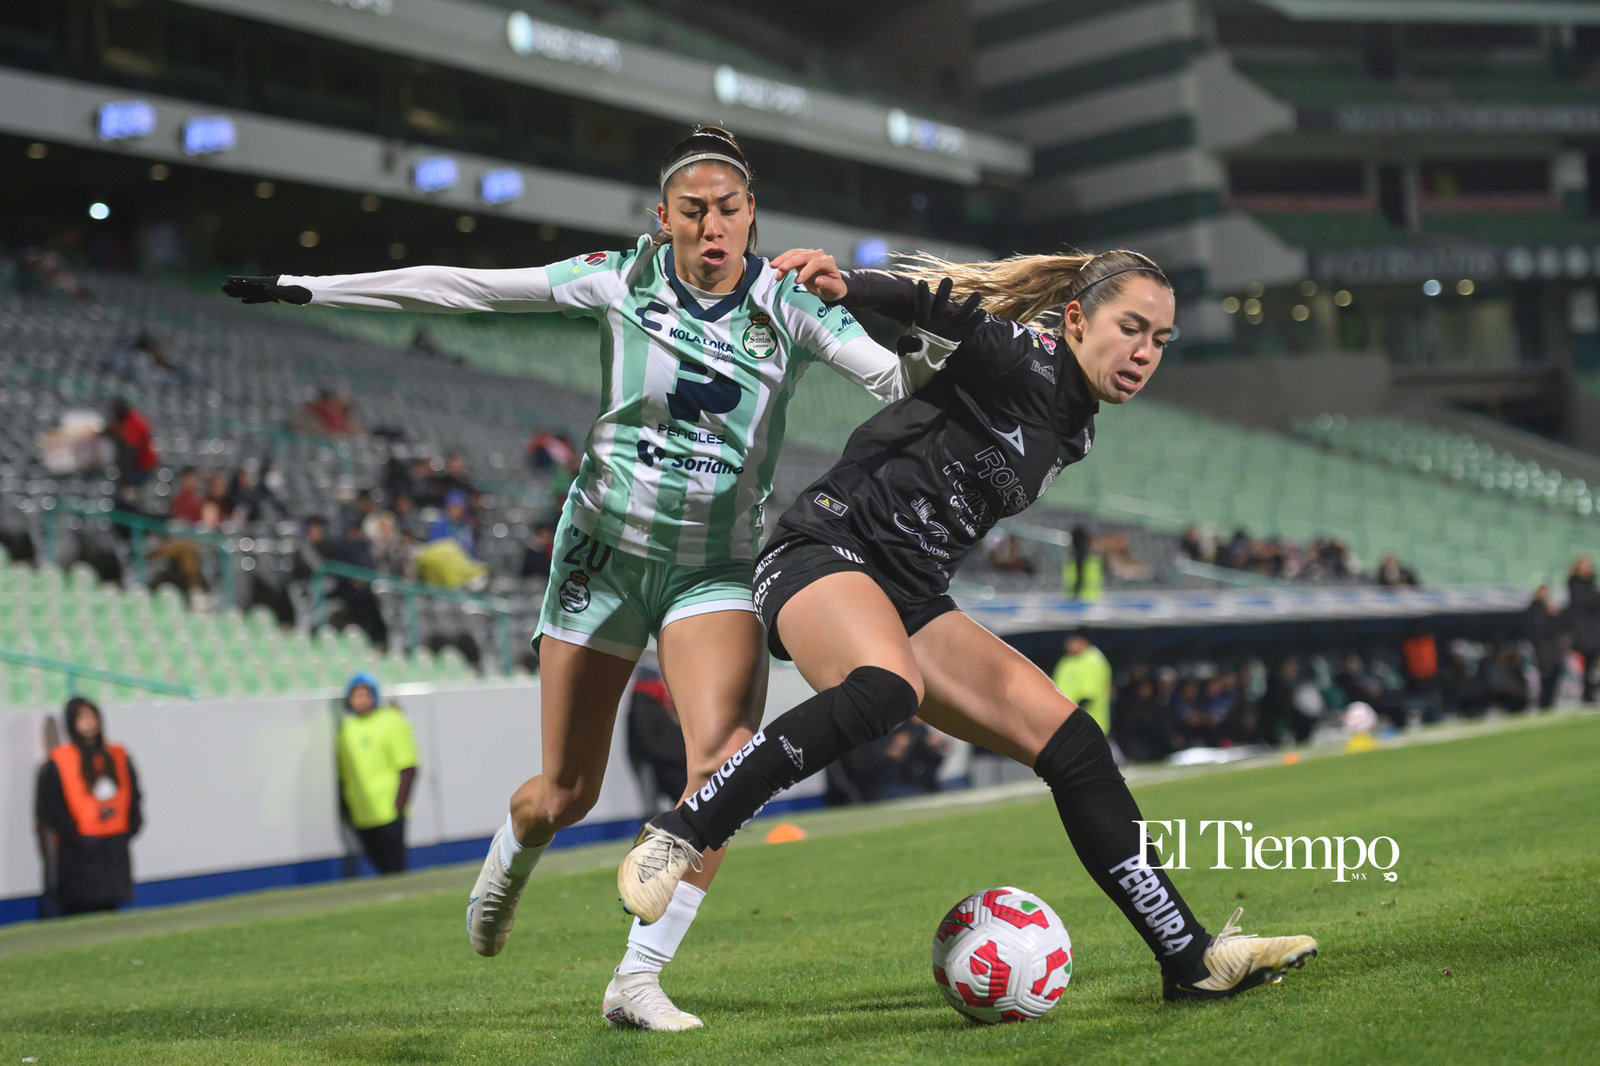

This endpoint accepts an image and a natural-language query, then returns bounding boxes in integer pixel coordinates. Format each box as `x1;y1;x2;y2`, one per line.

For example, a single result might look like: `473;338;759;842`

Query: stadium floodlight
96;100;156;142
1422;279;1442;296
88;202;110;221
182;116;237;156
479;168;524;206
411;156;460;194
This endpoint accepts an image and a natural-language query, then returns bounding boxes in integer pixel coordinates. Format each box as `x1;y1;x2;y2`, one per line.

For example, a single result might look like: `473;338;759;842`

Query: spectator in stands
1334;653;1405;729
363;508;409;577
520;521;556;580
1179;525;1213;564
1479;645;1530;713
18;247;90;301
202;471;233;529
527;430;579;474
1064;525;1103;601
1399;626;1442;723
427;490;479;559
831;718;949;804
103;398;158;489
34;698;142;916
627;669;688;812
1051;629;1112;734
1201;672;1241;744
983;530;1036;575
105;328;189;385
325;517;390;648
1260;657;1318;746
336;673;417;875
292;388;362;437
1566;557;1600;704
1526;585;1567;710
437;452;478;501
1110;668;1173;763
390;493;419;538
225;465;286;524
1102;531;1152;582
168;467;205;525
1171;677;1222;748
1440;643;1488;717
1376;554;1419;588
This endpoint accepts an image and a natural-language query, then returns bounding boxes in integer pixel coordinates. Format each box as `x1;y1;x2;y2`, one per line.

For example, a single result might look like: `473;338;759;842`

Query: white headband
659;151;748;193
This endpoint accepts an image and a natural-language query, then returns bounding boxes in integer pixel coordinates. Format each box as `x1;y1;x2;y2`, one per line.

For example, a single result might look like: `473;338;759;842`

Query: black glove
912;276;984;343
898;277;983;364
221;275;312;305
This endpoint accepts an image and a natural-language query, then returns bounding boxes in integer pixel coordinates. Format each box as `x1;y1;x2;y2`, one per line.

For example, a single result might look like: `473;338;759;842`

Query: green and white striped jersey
283;236;915;567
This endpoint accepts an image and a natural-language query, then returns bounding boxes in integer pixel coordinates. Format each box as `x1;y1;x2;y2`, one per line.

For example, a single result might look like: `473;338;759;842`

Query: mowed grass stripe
3;715;1597;1065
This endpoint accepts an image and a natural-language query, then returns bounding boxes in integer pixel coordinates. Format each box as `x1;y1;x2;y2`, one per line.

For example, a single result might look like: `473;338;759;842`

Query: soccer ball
930;887;1073;1024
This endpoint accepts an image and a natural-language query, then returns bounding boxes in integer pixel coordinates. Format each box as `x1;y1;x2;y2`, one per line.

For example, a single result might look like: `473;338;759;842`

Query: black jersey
772;269;1099;606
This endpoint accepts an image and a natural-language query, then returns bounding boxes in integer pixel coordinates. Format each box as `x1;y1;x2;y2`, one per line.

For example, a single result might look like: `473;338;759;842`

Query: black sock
1034;712;1210;979
656;666;919;851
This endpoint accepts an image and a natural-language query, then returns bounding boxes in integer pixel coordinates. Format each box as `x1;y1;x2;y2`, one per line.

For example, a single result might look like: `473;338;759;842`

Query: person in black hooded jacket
35;698;144;916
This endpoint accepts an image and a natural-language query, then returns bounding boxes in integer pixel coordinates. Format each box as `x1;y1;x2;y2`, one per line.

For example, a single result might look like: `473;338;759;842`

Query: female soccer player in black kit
618;247;1318;1003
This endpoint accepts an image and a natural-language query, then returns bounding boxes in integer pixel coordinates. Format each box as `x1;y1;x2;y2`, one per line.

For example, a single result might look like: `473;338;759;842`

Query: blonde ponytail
897;248;1168;332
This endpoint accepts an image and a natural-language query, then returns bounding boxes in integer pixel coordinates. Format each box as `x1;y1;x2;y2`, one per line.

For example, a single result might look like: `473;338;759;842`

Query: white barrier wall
1;666;848;902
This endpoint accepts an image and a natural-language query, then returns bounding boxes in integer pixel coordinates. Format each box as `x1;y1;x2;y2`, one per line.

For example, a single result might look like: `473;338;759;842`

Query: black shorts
753;533;958;661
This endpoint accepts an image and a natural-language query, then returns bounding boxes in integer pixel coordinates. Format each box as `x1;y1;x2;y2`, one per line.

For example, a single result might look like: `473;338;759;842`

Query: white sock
617;882;706;975
499;812;547;877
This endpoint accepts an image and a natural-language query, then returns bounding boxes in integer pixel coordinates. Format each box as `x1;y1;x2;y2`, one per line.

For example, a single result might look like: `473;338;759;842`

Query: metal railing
309;559;517;674
0;647;198;703
38;500;236;608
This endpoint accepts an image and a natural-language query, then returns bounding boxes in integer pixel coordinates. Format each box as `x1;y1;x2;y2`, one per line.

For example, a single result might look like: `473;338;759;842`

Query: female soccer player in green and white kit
222;127;953;1031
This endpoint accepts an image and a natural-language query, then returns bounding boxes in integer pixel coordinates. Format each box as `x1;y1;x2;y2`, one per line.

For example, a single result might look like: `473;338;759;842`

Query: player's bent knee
832;665;921;746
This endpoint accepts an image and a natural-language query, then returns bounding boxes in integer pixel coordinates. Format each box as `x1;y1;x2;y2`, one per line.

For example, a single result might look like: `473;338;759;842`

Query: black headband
1073;264;1168;301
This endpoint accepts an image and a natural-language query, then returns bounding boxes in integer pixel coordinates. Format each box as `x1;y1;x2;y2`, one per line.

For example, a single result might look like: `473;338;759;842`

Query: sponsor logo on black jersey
832;545;864;565
1030;359;1057;384
781;736;805;770
814;492;848;517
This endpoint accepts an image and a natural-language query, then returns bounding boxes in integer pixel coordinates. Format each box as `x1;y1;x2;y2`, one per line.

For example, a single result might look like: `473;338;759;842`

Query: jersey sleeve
837;268;1035;380
544;235;650;319
778;280;934;402
279;264;559;313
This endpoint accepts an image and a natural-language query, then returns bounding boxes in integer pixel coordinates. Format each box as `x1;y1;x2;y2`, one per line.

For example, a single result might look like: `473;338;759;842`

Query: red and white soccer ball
930;887;1073;1024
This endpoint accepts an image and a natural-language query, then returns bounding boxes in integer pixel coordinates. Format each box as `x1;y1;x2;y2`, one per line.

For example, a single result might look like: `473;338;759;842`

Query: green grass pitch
4;713;1598;1065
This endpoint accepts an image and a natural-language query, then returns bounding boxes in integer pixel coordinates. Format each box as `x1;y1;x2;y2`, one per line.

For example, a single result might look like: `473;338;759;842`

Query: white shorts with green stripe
534;515;756;662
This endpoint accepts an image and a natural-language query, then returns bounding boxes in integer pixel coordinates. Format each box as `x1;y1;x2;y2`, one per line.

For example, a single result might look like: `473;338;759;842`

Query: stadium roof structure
157;0;1030;185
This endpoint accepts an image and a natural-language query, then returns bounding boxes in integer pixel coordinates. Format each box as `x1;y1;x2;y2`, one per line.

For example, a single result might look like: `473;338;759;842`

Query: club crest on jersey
558;571;591;613
742;312;778;359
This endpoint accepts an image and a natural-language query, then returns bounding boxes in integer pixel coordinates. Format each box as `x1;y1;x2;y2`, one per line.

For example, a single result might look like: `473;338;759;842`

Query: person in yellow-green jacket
337;672;418;875
1051;629;1113;734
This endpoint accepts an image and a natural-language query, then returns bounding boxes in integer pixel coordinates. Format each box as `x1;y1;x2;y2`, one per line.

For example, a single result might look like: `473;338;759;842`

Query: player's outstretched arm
220;263;560;314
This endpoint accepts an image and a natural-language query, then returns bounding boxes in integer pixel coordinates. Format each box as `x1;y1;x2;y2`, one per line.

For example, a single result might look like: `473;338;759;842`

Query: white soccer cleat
616;821;702;925
466;824;531;957
602;971;705;1031
1163;907;1318;1001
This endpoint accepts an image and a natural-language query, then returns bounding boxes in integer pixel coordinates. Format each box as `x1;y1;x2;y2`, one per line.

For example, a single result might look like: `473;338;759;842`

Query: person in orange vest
34;697;143;916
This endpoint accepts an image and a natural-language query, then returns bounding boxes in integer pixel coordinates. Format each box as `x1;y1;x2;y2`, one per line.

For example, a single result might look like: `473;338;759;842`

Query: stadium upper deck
972;0;1600;369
